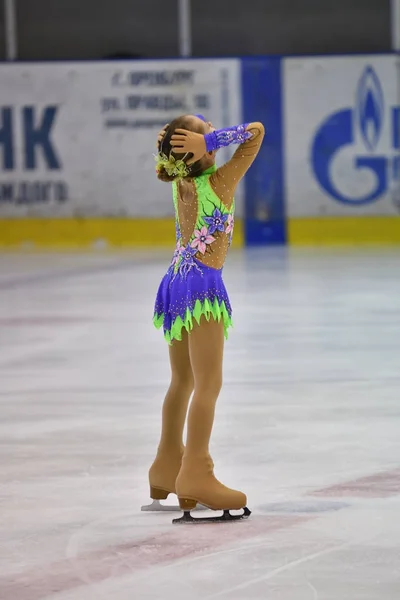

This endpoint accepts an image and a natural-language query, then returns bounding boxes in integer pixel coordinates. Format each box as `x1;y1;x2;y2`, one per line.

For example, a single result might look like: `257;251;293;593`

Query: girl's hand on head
156;124;169;149
170;129;207;164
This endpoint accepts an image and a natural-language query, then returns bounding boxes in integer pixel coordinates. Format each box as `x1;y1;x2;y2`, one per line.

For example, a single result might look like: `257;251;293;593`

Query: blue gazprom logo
311;66;400;206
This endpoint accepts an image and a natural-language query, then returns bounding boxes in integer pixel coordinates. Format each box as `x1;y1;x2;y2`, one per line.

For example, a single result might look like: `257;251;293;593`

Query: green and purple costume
153;121;253;344
153;165;234;344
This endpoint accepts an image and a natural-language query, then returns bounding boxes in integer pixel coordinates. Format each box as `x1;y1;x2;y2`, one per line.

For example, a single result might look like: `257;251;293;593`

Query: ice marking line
65;517;319;600
309;467;400;499
126;524;318;590
64;513;312;589
306;578;320;600
0;480;395;600
3;465;399;598
0;515;311;600
205;540;354;599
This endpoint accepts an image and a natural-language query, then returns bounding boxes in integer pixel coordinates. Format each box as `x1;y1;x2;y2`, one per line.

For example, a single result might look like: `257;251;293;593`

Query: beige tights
185;317;224;457
175;317;246;510
149;330;193;497
158;329;194;453
151;317;246;510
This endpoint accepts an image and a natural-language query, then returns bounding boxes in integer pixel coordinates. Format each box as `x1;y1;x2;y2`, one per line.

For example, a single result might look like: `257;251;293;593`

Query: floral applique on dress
169;168;235;279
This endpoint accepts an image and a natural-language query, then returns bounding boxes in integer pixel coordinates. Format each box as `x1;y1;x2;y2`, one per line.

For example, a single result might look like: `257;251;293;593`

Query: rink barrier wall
0;218;244;249
0;218;245;249
287;216;400;245
0;54;399;249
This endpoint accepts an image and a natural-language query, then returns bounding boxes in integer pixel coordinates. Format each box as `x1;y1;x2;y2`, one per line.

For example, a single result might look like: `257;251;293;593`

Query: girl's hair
157;115;205;183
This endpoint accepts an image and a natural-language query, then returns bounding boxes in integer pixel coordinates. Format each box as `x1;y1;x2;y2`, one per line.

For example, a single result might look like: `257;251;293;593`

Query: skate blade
172;506;251;524
141;500;208;513
141;500;181;512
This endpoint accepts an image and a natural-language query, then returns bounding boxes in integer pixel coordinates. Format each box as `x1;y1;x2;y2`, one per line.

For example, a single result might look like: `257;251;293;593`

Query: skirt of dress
153;259;233;344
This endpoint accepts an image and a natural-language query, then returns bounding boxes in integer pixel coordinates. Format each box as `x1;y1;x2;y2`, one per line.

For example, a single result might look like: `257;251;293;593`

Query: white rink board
284;55;400;217
0;60;242;218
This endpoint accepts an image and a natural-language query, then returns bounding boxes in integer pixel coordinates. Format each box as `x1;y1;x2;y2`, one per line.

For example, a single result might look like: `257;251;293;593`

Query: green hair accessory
155;152;189;179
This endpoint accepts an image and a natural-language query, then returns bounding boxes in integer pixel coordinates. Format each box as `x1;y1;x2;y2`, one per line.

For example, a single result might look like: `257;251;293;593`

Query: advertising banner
284;55;400;216
0;60;242;218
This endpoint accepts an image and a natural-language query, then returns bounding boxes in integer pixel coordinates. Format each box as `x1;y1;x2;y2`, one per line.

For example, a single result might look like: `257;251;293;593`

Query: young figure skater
143;114;264;523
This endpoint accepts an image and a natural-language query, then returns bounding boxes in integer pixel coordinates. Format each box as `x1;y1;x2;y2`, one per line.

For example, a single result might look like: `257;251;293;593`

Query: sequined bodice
171;166;234;274
167;122;265;275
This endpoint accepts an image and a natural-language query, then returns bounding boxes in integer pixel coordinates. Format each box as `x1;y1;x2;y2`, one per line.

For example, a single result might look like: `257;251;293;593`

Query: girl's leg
186;317;224;456
175;317;246;511
148;329;194;499
160;328;194;451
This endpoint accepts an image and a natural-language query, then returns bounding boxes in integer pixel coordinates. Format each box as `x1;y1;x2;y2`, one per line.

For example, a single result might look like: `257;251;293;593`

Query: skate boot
141;446;184;512
173;454;251;523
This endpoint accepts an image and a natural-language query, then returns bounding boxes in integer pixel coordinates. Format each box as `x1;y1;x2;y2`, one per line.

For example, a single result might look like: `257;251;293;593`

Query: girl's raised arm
210;122;265;206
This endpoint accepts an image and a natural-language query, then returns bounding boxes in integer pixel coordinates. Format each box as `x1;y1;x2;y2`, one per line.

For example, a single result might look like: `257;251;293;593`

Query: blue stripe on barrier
241;57;286;245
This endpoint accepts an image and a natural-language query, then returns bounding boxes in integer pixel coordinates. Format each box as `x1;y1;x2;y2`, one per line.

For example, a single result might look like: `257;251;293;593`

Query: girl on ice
143;114;264;523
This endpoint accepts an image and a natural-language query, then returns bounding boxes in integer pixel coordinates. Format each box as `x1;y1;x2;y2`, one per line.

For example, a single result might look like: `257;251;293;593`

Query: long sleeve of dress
209;122;265;208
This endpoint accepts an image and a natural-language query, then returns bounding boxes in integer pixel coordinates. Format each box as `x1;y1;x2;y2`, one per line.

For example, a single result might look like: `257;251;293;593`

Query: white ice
0;248;400;600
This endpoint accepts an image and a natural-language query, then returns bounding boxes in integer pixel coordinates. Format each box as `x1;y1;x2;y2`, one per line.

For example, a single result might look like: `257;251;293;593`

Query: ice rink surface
0;247;399;599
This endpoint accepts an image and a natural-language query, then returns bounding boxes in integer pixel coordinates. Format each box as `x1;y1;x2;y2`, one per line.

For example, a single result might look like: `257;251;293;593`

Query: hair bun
155;114;207;183
157;165;176;183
